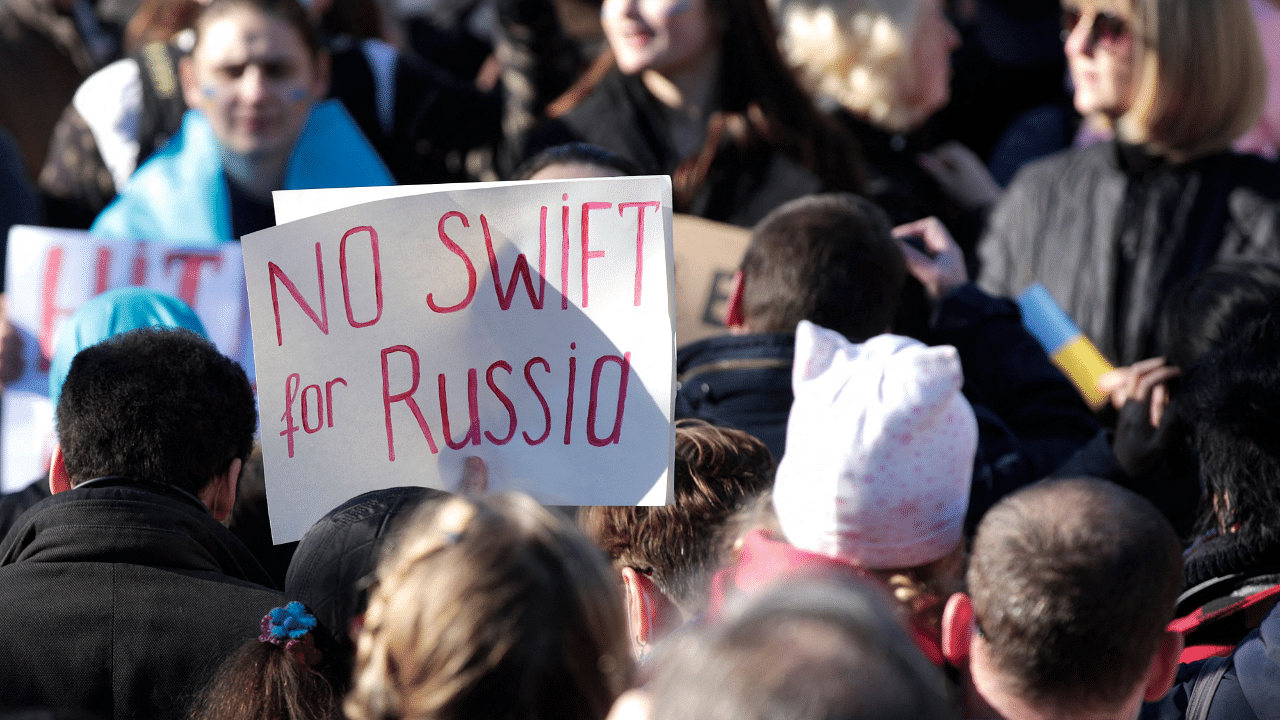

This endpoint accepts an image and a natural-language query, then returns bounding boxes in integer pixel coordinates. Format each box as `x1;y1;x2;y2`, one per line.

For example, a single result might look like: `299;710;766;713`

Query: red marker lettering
269;242;328;347
523;357;552;445
381;345;439;460
164;251;223;306
485;361;517;445
587;352;632;446
427;211;477;313
439;369;481;449
340;225;383;328
618;201;660;306
580;202;612;307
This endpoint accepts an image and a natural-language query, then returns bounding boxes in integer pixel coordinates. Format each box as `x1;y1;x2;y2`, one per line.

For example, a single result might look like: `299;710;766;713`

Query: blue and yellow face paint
1017;284;1114;410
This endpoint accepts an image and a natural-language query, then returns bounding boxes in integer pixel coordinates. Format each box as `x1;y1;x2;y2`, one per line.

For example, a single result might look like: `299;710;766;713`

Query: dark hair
1181;316;1280;545
1158;261;1280;370
967;478;1183;714
549;0;863;211
317;0;383;42
189;618;345;720
579;420;775;613
56;327;256;496
515;142;641;180
647;577;956;720
741;193;905;340
193;0;322;57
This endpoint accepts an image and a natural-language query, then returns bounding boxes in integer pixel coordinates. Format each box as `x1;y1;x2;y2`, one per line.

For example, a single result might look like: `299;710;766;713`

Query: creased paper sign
2;226;250;490
248;176;676;543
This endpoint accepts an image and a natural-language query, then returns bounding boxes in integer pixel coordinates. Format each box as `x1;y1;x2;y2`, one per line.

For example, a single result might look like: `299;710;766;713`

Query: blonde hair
776;0;922;132
1117;0;1266;159
346;492;632;720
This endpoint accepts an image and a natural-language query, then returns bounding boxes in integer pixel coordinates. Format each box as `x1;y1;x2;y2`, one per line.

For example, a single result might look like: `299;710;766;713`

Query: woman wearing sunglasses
976;0;1279;367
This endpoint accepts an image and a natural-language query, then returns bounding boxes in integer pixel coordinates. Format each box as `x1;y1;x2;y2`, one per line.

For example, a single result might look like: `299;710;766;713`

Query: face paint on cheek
202;85;218;98
287;87;310;101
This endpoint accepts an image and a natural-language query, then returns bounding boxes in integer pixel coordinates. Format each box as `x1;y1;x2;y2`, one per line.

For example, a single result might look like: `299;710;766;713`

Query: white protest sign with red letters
248;176;676;543
2;225;250;490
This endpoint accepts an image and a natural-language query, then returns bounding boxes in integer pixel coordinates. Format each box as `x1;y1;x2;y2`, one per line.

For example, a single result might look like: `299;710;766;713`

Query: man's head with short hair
56;327;257;499
647;577;957;720
739;193;906;342
579;421;774;651
943;478;1183;720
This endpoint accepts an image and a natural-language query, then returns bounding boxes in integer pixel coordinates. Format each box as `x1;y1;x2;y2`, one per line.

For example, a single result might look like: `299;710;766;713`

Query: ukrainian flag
1017;284;1113;410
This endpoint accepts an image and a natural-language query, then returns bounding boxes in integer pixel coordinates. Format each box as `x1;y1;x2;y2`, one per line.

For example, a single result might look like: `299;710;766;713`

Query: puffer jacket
977;140;1280;365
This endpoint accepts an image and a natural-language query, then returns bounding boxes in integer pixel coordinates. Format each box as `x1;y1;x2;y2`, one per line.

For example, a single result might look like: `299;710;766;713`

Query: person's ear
942;592;975;666
620;566;680;657
179;54;203;110
201;457;242;525
724;270;746;330
49;443;72;494
1143;630;1185;702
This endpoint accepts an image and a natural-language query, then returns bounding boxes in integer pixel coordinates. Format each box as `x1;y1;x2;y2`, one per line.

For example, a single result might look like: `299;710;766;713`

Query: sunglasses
1060;7;1133;47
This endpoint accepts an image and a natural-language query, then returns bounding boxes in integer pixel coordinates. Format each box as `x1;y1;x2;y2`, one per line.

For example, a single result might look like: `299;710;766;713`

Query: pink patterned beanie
773;321;978;569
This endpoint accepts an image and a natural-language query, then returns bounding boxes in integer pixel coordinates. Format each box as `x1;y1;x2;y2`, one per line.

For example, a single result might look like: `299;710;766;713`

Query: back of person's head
741;193;905;341
189;601;344;720
124;0;203;52
964;478;1183;716
1181;316;1280;547
56;326;255;496
285;486;446;670
579;420;775;615
515;142;639;181
1158;261;1280;370
346;492;632;720
648;577;957;720
1121;0;1266;159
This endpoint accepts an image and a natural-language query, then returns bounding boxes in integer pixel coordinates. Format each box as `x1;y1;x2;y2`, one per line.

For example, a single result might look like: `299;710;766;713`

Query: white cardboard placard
2;226;251;490
249;176;676;543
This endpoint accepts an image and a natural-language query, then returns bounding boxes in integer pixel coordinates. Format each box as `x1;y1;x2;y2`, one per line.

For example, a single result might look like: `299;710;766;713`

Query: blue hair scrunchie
259;601;322;667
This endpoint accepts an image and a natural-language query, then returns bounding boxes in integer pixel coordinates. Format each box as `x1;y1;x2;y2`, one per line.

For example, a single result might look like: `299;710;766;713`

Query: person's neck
221;148;289;201
641;53;720;160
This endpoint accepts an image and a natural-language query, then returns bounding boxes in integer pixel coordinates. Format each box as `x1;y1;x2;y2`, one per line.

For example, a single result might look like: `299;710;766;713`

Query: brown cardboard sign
673;214;750;346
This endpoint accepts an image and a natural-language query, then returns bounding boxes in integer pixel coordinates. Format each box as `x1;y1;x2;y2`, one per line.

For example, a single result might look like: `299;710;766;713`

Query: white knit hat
773;321;978;569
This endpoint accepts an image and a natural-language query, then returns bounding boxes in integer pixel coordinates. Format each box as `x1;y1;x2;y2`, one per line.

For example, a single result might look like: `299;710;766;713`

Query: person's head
738;193;906;341
346;492;632;720
49;287;208;408
124;0;203;53
647;577;957;720
516;142;641;181
771;322;976;638
1181;316;1280;548
601;0;721;80
1063;0;1265;159
580;421;775;650
189;602;345;720
180;0;329;167
285;486;447;674
777;0;960;133
53;327;256;522
945;478;1184;720
1157;261;1280;370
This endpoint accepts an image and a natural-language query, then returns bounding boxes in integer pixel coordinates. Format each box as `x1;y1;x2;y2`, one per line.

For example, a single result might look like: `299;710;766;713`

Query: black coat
0;481;283;720
978;141;1280;365
528;71;828;227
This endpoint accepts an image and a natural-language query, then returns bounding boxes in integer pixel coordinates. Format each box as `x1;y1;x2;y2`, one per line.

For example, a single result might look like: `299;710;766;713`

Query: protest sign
671;214;749;345
248;176;676;543
2;226;250;490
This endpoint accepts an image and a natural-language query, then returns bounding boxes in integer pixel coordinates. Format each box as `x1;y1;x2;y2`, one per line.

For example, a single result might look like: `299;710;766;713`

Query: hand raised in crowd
1097;357;1182;477
916;140;1003;212
892;216;968;300
0;294;25;388
457;456;489;496
1097;357;1181;429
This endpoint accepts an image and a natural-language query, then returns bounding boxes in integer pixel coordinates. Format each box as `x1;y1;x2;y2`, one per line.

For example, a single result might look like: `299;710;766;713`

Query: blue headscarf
49;288;208;407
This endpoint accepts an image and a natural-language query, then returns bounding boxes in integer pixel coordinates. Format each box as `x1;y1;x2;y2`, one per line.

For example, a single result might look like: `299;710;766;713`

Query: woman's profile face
602;0;719;78
181;6;326;162
904;0;960;127
1062;0;1140;120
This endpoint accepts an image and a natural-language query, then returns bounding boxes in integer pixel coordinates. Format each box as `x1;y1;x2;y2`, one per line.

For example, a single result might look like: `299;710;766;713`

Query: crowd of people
2;0;1280;717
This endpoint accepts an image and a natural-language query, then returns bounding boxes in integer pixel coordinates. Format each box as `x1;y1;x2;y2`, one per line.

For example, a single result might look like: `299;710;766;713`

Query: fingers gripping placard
246;177;676;543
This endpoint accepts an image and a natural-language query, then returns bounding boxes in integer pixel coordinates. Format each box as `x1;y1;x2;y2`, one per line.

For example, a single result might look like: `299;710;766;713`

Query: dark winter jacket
0;480;283;720
978;140;1280;365
1144;591;1280;720
529;71;831;227
675;283;1098;526
1168;531;1280;663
